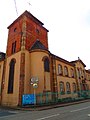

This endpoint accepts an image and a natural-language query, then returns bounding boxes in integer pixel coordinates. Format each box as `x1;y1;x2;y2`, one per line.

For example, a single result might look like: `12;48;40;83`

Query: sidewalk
0;99;90;111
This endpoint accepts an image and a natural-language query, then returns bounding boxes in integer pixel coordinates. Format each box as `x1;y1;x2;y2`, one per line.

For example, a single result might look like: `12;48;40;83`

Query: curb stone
0;99;90;111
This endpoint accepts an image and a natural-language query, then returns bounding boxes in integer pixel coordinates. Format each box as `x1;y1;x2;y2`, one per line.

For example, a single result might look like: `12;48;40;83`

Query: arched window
58;64;63;75
44;58;50;72
71;68;74;78
12;41;16;54
66;82;71;94
64;66;68;76
72;83;76;93
80;68;83;78
14;28;17;32
8;59;16;93
89;75;90;81
36;29;39;34
0;65;1;95
60;82;65;94
83;70;86;79
86;84;89;90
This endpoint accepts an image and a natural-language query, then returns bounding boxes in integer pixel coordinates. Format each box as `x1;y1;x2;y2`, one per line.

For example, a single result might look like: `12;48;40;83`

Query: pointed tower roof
7;10;49;32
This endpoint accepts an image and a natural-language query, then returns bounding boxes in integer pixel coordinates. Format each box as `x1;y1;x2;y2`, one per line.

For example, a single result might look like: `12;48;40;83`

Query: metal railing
36;90;90;105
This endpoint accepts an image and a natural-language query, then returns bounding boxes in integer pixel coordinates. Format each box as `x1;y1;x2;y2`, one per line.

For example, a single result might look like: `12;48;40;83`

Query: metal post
30;77;38;105
34;88;36;105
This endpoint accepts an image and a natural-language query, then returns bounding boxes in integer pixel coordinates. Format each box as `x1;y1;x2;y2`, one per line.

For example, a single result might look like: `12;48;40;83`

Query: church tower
2;10;50;106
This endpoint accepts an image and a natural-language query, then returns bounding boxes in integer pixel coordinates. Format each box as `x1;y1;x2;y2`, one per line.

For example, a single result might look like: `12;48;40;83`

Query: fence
36;90;90;106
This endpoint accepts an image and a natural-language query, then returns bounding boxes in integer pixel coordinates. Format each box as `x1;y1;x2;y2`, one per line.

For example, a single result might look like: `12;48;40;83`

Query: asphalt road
0;101;90;120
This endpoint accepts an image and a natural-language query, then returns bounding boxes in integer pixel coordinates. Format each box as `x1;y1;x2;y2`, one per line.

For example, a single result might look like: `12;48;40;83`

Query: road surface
0;101;90;120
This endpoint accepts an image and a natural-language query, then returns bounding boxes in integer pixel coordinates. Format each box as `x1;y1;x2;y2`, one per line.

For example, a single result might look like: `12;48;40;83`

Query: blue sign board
22;94;36;105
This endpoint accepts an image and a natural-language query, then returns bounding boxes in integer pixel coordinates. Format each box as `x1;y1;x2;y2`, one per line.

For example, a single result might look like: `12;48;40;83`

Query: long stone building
0;10;90;106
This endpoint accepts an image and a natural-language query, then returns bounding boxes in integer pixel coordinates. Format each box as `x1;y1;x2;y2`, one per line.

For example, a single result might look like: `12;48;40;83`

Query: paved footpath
0;99;90;111
20;99;90;111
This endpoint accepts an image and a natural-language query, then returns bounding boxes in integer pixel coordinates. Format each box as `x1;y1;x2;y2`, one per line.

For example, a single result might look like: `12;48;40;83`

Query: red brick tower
6;10;49;57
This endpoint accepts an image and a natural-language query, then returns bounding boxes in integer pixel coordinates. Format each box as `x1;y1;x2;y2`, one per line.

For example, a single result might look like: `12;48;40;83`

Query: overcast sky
0;0;90;69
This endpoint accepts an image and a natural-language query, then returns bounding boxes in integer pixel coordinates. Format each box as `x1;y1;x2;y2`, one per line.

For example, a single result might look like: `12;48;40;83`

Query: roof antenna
27;1;32;12
78;57;80;60
13;0;18;16
28;2;32;6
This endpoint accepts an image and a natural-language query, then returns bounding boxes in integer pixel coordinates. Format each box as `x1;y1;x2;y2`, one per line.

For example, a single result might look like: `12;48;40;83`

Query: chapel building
0;10;90;106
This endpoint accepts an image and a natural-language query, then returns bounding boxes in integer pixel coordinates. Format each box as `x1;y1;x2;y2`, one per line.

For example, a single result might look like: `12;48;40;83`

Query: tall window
44;58;50;72
58;64;63;75
71;68;74;78
87;75;90;81
80;68;83;78
77;68;80;78
0;65;1;94
8;59;16;93
64;66;68;76
66;82;71;94
83;70;86;79
60;82;65;94
72;83;76;93
0;54;2;59
12;41;16;54
0;65;1;76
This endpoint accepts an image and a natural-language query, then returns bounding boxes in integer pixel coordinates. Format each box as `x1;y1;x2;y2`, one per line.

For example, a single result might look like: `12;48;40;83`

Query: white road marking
70;106;90;113
0;113;16;119
8;111;19;114
36;114;60;120
0;110;19;119
88;114;90;117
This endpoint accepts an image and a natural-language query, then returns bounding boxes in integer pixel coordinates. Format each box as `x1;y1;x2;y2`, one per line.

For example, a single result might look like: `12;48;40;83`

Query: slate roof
7;10;49;32
0;52;6;61
70;59;86;67
51;53;75;67
30;40;48;51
